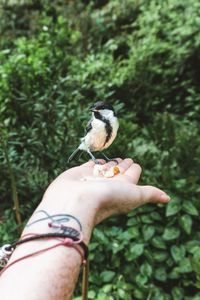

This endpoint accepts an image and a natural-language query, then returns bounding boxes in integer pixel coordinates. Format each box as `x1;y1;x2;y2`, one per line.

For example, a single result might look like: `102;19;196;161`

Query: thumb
138;185;171;204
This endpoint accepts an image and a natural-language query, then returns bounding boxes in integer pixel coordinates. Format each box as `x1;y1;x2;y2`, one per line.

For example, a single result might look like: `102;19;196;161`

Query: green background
0;0;200;299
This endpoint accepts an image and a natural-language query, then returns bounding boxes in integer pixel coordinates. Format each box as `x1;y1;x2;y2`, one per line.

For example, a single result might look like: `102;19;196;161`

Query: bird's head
90;101;116;117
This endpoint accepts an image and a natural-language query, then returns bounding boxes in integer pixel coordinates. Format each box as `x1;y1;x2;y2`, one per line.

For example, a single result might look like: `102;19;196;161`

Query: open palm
48;158;170;224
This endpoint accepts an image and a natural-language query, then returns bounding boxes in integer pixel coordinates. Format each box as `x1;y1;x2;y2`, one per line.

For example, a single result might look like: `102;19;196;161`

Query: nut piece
113;166;120;175
93;164;106;177
91;164;120;178
103;166;120;178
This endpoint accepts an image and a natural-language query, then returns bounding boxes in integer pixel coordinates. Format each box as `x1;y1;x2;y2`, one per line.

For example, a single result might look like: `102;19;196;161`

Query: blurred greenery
0;0;200;299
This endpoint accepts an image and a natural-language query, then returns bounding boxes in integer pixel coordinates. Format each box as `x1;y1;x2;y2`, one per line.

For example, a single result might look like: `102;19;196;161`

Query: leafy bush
0;0;200;298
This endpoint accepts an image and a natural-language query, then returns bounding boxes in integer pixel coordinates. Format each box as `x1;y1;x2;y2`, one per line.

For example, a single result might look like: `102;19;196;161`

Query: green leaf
127;217;138;226
186;240;200;254
88;291;96;299
151;288;165;300
97;294;114;300
135;273;148;287
130;244;144;259
143;249;154;263
133;288;145;299
171;245;186;263
166;198;181;217
128;226;139;238
180;214;192;234
154;267;167;282
172;287;184;300
163;227;180;241
120;231;134;241
102;284;113;293
150;211;162;221
177;258;193;273
142;225;155;241
153;251;168;262
89;242;99;251
100;271;115;283
118;289;126;299
140;215;154;224
182;201;199;216
168;267;180;280
140;262;152;278
191;250;200;275
151;236;166;249
185;294;200;300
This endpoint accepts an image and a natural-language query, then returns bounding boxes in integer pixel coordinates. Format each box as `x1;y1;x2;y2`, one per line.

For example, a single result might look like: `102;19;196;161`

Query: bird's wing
85;119;92;135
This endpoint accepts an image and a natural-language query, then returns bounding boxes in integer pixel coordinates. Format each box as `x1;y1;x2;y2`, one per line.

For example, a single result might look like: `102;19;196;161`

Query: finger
118;158;134;173
115;157;123;164
81;159;106;167
124;163;142;184
95;159;107;165
104;158;122;169
139;185;171;204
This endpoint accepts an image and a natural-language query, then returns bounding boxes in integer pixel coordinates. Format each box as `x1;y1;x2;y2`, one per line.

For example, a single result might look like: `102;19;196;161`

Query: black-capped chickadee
68;101;119;164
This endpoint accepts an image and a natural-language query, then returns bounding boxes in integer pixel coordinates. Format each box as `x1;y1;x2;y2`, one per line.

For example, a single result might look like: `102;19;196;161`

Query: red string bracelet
0;228;89;300
0;237;85;276
0;231;88;275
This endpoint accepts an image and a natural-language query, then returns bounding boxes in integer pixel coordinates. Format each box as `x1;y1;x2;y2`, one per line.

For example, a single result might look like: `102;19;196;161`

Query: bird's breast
83;117;118;151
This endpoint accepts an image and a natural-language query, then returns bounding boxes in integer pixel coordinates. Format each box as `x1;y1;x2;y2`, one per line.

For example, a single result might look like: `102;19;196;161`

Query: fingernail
160;193;171;202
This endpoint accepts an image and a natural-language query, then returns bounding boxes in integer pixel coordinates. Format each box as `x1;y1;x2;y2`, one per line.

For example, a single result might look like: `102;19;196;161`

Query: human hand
0;159;170;300
44;158;170;225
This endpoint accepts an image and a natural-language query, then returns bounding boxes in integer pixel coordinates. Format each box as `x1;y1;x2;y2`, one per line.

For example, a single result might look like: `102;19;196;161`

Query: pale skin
0;158;170;300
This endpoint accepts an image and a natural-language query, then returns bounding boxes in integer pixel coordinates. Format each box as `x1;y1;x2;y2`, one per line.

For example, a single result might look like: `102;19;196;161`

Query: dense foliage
0;0;200;299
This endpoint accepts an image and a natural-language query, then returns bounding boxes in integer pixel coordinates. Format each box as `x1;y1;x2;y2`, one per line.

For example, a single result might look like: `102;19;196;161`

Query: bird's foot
101;153;118;164
87;150;103;164
93;158;103;165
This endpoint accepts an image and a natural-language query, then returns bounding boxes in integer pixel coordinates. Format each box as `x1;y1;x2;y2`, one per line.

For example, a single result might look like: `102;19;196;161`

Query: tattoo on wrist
26;210;83;234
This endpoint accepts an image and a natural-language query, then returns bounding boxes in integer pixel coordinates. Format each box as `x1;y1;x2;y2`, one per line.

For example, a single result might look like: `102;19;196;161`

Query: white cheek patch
100;109;114;118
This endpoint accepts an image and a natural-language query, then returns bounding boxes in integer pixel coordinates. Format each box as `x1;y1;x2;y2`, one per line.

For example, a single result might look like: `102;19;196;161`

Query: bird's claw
93;159;103;165
104;158;118;164
101;153;118;164
108;158;118;164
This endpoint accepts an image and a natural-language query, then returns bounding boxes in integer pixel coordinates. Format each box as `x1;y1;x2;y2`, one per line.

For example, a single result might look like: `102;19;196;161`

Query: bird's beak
90;108;98;112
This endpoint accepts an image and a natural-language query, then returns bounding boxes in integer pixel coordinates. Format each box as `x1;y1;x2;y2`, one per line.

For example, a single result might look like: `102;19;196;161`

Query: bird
68;101;119;164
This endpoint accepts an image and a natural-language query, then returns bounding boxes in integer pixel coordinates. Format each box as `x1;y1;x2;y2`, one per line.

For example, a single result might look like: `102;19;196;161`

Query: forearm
0;183;97;300
0;160;170;300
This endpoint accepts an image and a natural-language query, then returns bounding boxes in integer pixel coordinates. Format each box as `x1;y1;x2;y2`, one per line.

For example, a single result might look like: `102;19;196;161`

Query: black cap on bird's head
90;101;115;113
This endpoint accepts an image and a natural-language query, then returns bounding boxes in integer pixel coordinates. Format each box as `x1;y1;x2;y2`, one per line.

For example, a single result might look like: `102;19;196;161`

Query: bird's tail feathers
68;148;83;163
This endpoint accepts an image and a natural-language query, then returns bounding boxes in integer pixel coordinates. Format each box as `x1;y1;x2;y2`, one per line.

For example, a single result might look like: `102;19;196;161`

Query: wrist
28;182;99;244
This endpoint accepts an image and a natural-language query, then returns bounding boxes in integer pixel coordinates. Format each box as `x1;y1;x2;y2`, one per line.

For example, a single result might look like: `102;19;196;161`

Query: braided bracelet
0;229;88;271
0;212;89;300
